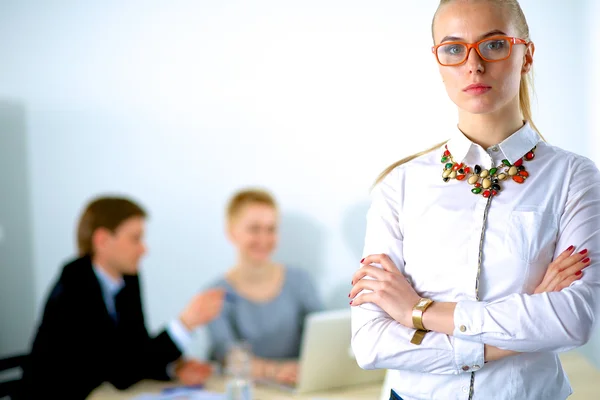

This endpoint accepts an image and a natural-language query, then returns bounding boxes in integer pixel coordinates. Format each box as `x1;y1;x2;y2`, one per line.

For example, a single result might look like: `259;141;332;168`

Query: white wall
581;0;600;369
0;0;594;360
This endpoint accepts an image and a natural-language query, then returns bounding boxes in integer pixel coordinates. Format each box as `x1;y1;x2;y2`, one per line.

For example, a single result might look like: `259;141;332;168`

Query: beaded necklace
441;144;536;197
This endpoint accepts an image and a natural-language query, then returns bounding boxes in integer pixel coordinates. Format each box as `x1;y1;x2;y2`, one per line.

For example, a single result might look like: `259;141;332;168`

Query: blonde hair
226;188;277;221
376;0;538;185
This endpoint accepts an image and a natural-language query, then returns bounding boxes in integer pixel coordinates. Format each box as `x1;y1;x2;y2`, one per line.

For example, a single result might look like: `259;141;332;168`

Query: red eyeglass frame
431;36;529;66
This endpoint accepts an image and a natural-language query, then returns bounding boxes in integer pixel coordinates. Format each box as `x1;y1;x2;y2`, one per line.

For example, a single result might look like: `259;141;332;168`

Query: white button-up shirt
351;123;600;400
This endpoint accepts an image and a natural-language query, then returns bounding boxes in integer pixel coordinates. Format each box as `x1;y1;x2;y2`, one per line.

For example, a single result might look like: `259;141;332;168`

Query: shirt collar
446;122;541;164
93;265;125;296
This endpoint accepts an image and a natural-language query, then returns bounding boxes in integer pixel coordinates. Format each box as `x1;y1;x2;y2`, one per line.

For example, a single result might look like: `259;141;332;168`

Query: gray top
206;267;322;362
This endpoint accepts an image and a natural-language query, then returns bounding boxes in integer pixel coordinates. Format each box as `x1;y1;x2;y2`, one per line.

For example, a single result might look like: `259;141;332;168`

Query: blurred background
0;0;598;367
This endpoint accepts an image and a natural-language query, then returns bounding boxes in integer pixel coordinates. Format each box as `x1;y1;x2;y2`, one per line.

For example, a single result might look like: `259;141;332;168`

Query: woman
349;1;599;399
207;188;322;385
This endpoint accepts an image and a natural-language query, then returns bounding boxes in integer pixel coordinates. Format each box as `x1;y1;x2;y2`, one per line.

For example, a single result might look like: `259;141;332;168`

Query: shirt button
491;145;499;152
462;386;469;393
472;365;481;371
460;325;467;332
462;366;470;371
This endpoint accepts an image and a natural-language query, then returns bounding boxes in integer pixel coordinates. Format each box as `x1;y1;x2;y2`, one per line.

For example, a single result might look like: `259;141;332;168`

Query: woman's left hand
349;254;421;328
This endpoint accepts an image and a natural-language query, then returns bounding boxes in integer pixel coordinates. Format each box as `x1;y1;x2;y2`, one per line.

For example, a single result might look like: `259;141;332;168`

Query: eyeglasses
432;36;528;66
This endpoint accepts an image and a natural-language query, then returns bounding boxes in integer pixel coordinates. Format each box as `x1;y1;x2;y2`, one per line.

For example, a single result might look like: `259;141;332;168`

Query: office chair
0;354;27;400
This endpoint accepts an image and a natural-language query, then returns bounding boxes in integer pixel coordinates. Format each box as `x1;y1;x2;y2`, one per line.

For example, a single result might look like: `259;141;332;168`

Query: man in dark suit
19;197;225;399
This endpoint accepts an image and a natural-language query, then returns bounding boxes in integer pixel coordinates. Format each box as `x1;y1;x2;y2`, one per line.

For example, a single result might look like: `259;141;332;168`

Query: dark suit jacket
19;256;182;399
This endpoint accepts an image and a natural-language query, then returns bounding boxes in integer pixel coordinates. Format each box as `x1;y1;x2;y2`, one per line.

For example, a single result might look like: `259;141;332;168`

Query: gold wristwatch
410;298;434;345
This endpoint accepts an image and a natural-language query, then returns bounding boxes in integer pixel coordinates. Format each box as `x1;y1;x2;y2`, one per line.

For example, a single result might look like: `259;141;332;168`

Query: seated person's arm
297;269;323;316
105;325;182;389
107;287;225;389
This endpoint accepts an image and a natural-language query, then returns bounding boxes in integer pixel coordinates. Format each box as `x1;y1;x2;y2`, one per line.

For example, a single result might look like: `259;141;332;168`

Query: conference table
89;352;599;400
89;377;382;400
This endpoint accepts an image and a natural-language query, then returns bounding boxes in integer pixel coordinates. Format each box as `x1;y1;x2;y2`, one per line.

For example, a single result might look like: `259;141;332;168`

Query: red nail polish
579;249;588;255
567;245;575;251
349;300;353;305
360;258;365;263
575;271;582;276
348;293;351;298
582;257;590;263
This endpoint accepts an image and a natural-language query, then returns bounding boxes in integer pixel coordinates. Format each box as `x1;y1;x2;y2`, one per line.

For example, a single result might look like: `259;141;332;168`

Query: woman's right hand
533;246;590;294
273;361;298;385
261;360;298;384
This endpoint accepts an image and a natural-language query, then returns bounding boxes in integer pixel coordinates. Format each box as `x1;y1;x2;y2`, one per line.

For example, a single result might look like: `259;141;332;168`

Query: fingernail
348;293;351;298
567;245;575;251
349;300;353;305
579;249;588;255
360;258;365;263
575;271;582;276
582;257;590;263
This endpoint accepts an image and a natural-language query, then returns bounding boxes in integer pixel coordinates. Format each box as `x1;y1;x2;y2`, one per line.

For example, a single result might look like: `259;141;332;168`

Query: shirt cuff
167;319;192;352
453;300;485;340
166;361;178;379
452;337;485;373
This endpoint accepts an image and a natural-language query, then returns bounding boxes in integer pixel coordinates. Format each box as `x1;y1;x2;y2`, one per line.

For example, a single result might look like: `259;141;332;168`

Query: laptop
257;308;386;394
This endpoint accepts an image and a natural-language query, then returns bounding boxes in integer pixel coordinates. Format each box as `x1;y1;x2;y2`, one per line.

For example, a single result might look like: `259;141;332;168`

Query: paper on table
131;390;225;400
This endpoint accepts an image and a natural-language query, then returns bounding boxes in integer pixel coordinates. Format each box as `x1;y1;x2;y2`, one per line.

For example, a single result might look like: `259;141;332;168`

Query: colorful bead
441;146;535;196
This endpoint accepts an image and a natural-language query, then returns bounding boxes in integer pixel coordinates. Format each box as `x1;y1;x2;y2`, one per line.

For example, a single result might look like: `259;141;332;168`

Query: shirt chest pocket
503;207;558;264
